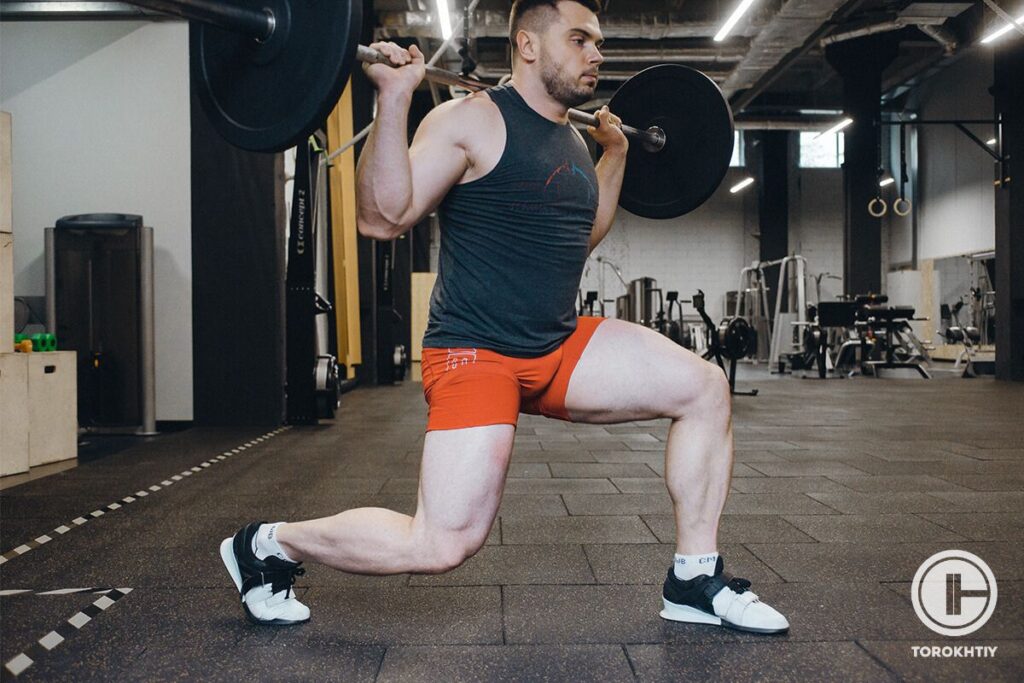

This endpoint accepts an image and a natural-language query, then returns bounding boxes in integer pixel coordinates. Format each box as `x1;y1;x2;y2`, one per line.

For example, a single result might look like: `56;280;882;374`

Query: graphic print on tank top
545;161;597;208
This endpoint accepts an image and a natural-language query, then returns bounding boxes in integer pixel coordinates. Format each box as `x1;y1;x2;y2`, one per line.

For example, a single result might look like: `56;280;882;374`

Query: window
730;131;744;167
799;131;845;168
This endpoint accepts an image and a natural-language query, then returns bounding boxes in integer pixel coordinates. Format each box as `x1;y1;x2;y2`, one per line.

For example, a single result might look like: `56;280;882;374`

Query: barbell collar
123;0;274;41
357;45;667;153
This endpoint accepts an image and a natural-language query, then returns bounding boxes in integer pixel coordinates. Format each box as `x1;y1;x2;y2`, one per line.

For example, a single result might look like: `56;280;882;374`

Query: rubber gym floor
1;375;1022;682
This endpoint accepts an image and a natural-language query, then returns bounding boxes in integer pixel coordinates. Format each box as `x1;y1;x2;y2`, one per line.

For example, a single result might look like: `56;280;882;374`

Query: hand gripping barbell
122;0;736;219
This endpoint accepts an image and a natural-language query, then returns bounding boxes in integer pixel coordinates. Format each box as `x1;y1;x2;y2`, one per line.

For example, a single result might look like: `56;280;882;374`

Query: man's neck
507;74;570;125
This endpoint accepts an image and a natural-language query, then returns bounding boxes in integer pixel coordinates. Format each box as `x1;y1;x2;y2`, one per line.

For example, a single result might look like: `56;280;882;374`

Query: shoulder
416;90;502;147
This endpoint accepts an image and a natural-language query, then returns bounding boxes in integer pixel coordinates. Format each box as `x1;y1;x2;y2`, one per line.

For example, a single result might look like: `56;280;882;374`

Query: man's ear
515;29;540;64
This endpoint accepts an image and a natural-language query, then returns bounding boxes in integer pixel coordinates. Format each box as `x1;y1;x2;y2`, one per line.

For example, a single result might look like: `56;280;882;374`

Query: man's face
536;2;605;108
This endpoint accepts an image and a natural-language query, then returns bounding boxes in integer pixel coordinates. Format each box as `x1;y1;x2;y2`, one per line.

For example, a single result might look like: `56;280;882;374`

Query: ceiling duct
719;0;854;98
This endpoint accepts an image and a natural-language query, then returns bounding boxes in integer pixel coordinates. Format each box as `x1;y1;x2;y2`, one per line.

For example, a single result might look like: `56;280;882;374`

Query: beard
539;50;595;108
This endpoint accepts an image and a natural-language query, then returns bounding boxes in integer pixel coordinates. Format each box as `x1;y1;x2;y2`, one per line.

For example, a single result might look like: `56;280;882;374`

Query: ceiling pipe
916;23;957;54
819;20;903;46
734;118;836;130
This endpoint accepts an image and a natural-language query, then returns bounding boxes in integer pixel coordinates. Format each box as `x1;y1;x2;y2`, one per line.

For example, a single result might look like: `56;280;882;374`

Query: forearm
589;149;627;251
356;92;415;238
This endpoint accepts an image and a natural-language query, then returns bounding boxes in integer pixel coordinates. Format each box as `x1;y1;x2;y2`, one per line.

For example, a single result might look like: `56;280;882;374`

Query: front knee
702;362;732;413
671;362;731;421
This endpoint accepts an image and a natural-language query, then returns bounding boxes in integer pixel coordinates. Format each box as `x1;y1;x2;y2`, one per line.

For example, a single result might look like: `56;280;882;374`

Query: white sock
673;552;719;581
252;522;296;563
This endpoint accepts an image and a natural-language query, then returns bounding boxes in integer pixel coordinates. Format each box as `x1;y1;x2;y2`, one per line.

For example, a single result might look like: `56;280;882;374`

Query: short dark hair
509;0;601;51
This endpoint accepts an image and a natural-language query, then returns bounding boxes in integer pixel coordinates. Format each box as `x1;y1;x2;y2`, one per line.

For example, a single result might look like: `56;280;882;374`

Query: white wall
1;21;194;420
582;168;759;322
583;163;845;325
913;48;996;260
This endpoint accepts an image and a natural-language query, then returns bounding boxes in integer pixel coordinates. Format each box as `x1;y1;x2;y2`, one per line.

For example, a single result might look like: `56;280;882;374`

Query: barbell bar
121;0;735;219
355;45;667;153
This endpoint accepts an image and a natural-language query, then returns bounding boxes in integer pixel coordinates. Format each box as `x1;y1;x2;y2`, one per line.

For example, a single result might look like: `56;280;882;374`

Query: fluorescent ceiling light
730;177;755;193
815;117;853;139
986;137;998;145
435;0;452;40
879;177;895;187
714;0;758;42
981;13;1024;44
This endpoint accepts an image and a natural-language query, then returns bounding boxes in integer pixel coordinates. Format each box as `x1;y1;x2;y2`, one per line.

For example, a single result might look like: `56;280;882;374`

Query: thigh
414;424;516;540
563;318;717;423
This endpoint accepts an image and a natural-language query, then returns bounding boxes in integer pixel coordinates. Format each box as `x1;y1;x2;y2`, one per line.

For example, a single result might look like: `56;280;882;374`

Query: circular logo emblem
911;550;997;637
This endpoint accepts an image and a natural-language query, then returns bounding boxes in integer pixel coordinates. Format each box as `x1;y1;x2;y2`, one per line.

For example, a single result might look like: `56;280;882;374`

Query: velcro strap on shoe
241;565;305;596
698;574;729;613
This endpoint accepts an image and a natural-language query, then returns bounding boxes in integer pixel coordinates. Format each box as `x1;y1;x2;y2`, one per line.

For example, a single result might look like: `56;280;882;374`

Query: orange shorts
421;317;607;431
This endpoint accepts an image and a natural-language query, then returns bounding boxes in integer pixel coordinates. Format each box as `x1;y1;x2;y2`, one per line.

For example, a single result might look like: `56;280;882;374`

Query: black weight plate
191;0;361;153
608;65;734;219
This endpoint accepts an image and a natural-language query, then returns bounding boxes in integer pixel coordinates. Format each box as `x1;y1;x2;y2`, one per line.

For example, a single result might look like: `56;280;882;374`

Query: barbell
125;0;735;219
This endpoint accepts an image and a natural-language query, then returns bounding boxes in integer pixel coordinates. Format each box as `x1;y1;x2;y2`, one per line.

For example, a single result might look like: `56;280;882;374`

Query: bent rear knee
416;529;488;574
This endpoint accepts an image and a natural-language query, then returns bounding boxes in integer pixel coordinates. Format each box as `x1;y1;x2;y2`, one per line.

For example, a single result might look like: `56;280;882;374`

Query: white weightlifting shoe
220;521;310;625
660;557;789;634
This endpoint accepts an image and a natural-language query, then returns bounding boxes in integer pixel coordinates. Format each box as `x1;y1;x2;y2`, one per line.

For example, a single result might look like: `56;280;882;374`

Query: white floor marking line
5;654;32;676
2;589;133;678
1;588;114;596
38;632;63;651
67;612;90;629
0;428;289;566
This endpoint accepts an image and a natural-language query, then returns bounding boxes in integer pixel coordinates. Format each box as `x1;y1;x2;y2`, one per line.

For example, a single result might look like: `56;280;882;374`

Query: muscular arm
356;97;470;240
585;107;629;252
589;148;627;251
355;43;471;241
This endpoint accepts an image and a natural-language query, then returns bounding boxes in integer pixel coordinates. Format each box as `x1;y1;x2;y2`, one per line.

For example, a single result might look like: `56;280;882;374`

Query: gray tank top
422;84;599;357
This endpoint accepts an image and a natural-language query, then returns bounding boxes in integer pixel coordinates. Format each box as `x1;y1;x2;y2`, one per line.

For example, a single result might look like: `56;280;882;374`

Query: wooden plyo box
28;351;78;467
0;352;30;476
410;272;437;383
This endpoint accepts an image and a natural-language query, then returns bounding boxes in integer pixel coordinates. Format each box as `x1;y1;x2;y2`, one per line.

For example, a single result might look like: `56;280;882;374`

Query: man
221;0;788;634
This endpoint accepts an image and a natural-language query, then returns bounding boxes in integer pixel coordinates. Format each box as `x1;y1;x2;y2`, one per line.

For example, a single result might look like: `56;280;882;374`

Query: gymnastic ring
893;197;912;217
868;197;887;218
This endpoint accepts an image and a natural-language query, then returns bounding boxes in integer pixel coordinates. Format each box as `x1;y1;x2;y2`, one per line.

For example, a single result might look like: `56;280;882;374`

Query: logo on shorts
911;550;997;637
445;349;478;372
